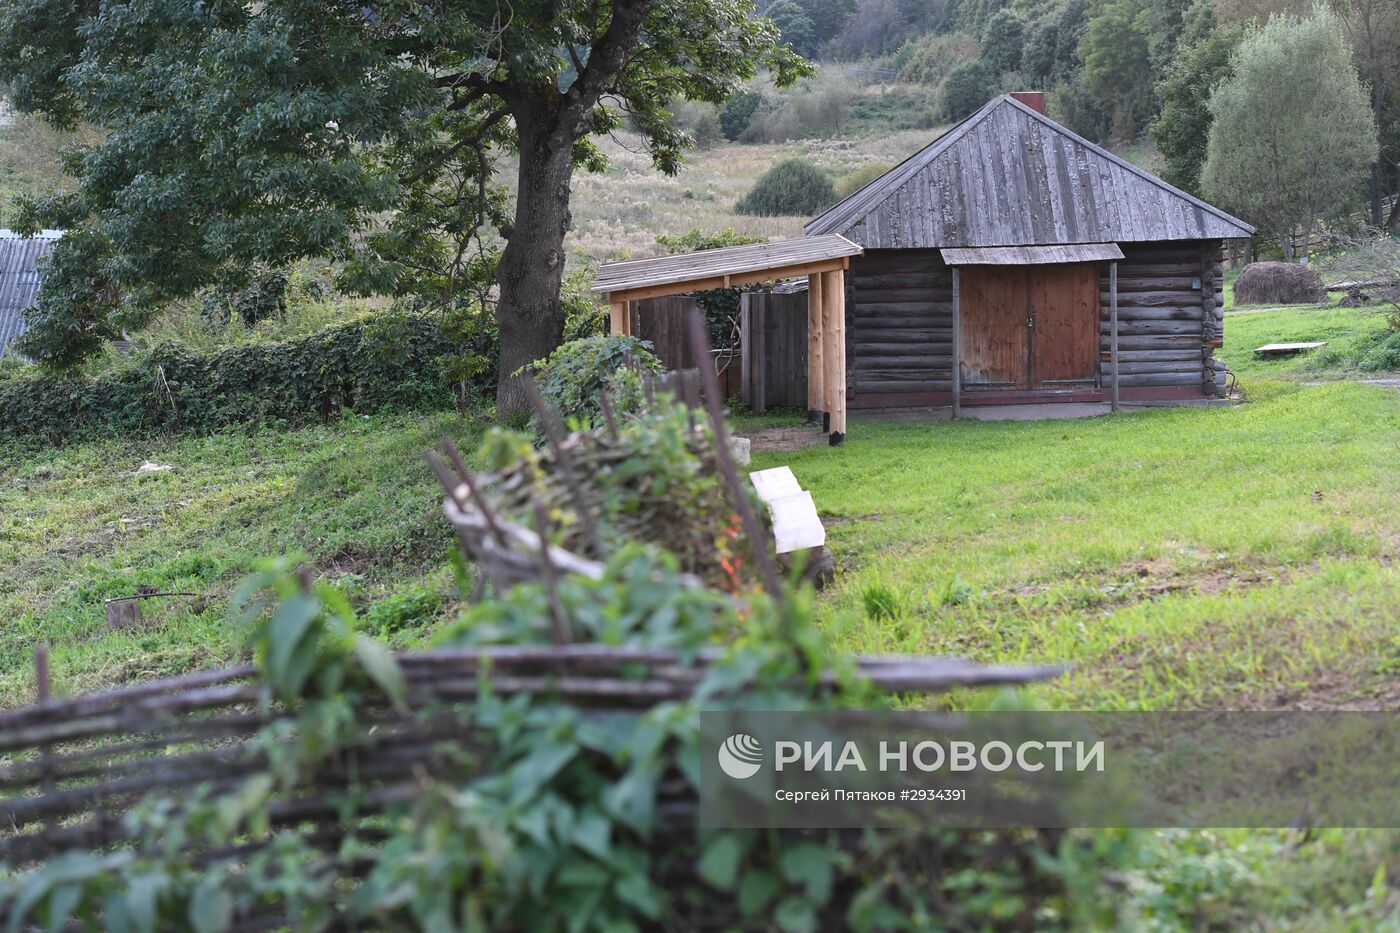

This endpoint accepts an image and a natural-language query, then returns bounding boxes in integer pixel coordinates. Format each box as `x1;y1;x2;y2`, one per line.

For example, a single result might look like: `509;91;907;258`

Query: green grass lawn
1221;303;1393;381
750;377;1400;710
0;411;484;705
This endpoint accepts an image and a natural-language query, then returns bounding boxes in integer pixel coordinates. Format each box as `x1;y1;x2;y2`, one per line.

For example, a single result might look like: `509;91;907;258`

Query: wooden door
960;266;1030;389
1029;264;1099;387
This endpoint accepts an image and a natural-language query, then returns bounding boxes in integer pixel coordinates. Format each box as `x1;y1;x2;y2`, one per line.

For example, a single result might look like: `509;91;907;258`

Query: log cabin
804;92;1254;413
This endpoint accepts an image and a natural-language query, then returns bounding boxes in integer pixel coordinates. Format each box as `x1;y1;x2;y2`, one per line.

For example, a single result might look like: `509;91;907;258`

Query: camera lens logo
718;733;764;779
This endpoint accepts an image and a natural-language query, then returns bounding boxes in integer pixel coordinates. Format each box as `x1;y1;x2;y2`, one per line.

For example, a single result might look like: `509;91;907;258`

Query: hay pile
1233;261;1326;305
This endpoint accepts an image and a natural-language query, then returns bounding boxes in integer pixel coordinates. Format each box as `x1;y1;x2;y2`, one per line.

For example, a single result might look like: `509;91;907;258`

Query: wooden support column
807;273;825;424
1109;261;1120;413
609;299;627;336
823;269;846;445
951;266;962;419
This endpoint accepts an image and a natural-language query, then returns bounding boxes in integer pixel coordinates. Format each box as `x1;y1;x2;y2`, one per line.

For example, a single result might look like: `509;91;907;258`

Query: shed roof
806;95;1254;249
940;243;1123;266
0;230;61;359
593;235;862;300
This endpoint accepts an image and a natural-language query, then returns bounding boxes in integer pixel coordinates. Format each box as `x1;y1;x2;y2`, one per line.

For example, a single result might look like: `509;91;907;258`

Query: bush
735;159;837;216
939;59;997;121
717;90;764;141
526;334;663;431
0;313;466;445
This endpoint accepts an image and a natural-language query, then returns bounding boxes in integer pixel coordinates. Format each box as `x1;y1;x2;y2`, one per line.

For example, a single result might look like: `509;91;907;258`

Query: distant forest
748;0;1399;226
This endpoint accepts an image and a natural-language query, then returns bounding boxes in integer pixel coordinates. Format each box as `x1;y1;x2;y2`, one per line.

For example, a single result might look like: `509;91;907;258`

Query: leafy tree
1022;0;1091;88
1152;26;1244;194
718;90;767;141
1335;0;1400;226
1201;7;1379;261
0;0;806;414
940;60;998;122
981;9;1026;74
766;0;819;55
1078;0;1156;137
735;159;836;215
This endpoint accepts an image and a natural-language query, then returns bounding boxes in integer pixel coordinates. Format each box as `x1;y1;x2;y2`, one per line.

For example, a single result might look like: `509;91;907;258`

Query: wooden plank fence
739;291;808;413
633;295;742;397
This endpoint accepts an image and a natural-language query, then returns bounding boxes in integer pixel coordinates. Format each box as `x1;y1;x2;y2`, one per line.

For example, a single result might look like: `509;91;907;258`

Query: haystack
1233;261;1326;305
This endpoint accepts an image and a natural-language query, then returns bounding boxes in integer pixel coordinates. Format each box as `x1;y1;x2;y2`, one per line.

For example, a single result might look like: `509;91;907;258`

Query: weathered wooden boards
1254;342;1326;357
738;292;808;412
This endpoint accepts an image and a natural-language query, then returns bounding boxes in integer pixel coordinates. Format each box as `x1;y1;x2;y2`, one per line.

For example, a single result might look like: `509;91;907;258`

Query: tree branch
400;108;509;187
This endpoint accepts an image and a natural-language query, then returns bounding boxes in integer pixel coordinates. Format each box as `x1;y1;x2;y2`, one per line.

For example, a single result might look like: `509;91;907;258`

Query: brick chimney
1010;91;1045;115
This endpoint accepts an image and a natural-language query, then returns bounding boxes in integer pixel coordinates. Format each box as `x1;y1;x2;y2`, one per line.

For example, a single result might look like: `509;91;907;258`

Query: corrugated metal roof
806;95;1255;248
940;243;1124;265
592;235;863;296
0;231;60;359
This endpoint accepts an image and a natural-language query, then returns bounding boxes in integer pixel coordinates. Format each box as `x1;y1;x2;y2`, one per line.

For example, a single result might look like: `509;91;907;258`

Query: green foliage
981;9;1026;74
0;0;809;375
717;90;766;141
1152;25;1243;194
1078;0;1158;138
526;335;663;431
561;270;607;344
895;32;982;85
1201;7;1379;258
767;0;819;56
1022;0;1090;89
939;60;997;122
735;159;837;216
0;313;465;445
656;227;766;349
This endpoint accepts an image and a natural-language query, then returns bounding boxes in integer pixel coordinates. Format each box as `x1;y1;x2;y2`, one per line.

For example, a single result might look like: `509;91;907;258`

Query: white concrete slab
749;466;802;503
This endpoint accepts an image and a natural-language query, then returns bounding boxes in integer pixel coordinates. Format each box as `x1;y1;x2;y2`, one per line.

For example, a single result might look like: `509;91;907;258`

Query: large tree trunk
494;111;576;416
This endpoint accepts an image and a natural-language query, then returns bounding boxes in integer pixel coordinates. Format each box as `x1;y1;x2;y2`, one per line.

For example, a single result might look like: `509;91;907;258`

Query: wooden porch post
951;267;962;419
609;299;632;337
822;269;846;445
807;273;825;425
1109;261;1120;412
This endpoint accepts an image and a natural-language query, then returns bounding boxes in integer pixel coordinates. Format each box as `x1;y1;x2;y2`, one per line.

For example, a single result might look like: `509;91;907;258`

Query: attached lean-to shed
805;92;1254;413
0;230;61;360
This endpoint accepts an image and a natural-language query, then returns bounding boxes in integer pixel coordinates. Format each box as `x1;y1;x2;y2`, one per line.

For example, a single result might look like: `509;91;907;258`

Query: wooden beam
740;294;753;409
825;269;847;445
822;269;839;437
610;258;851;304
609;299;627;336
1109;261;1120;413
808;273;825;422
950;267;961;419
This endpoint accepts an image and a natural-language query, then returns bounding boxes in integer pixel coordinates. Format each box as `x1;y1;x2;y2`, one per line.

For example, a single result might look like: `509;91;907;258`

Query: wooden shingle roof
806;95;1254;248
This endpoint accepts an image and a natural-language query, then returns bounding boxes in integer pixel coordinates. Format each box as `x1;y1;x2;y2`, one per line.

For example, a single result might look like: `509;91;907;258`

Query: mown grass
0;411;485;705
751;377;1400;710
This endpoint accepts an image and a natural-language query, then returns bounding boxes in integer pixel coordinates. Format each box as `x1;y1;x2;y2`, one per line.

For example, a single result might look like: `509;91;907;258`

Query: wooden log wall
846;249;955;399
1096;240;1224;393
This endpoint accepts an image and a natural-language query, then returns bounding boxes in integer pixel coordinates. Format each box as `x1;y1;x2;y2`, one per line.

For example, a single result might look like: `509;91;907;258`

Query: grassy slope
0;412;484;704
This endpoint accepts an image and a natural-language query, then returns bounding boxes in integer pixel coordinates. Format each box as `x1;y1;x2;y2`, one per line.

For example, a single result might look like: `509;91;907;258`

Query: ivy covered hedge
0;313;468;445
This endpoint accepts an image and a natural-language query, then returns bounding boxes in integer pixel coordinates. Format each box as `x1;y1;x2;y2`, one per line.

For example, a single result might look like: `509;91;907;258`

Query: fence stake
683;308;784;603
522;375;606;557
531;498;574;645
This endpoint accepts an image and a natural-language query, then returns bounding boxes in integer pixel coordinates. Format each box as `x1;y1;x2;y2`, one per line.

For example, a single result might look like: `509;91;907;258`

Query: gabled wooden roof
806;95;1254;249
592;235;862;301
